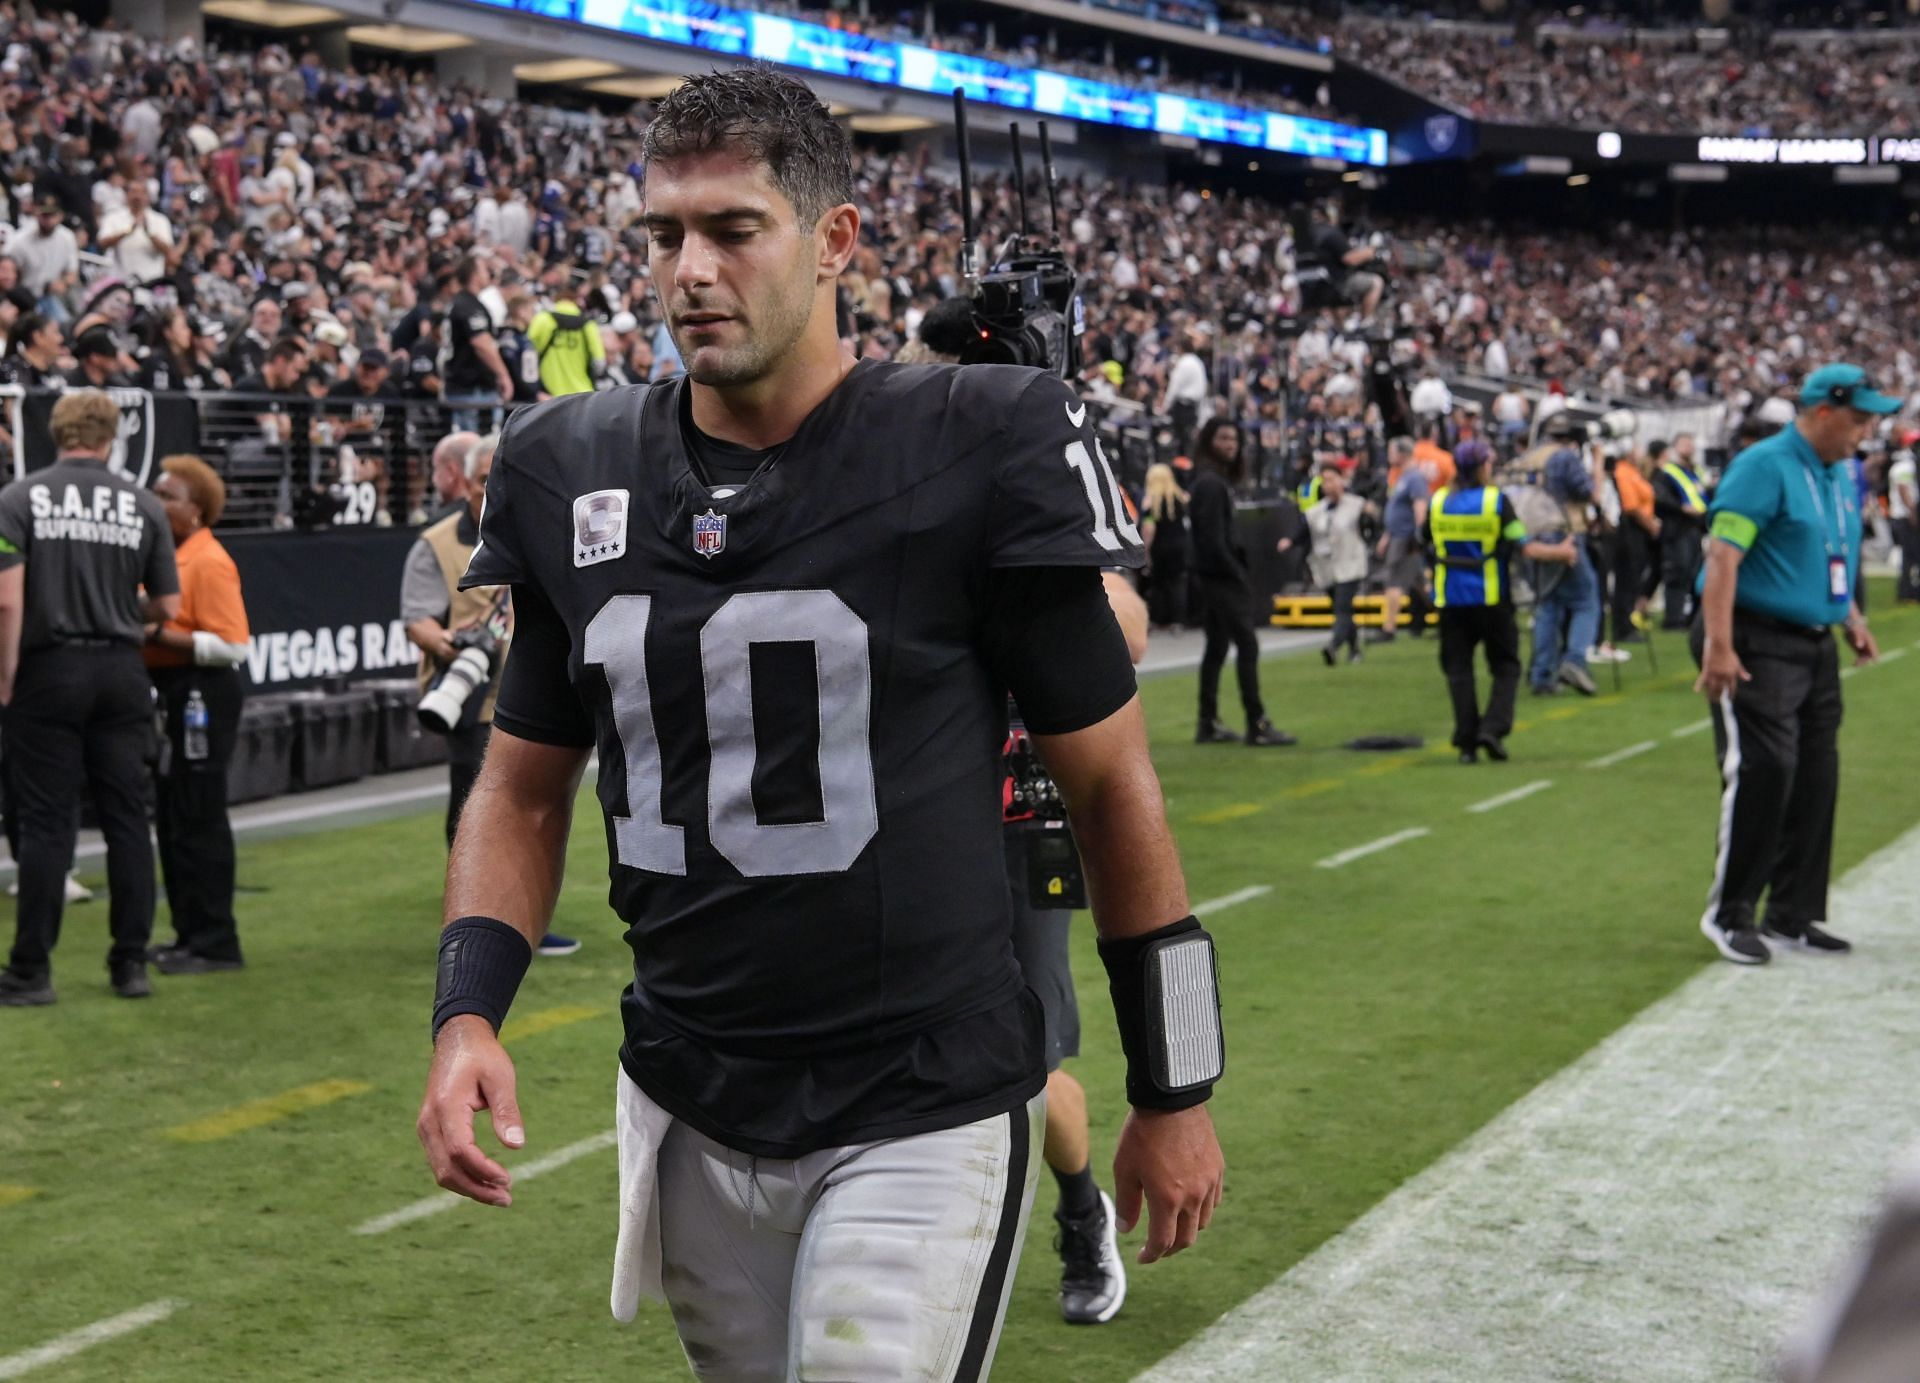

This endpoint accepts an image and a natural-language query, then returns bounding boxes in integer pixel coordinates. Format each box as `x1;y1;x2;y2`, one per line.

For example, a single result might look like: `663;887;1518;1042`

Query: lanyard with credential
1802;462;1851;603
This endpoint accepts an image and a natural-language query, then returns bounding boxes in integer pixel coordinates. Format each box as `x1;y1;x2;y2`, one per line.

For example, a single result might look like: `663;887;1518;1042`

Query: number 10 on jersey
583;590;880;879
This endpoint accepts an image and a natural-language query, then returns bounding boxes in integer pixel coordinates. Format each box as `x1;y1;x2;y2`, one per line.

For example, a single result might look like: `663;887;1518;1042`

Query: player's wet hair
642;65;854;229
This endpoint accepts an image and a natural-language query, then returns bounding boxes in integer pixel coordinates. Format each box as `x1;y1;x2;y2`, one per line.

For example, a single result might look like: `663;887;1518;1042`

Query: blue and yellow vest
1429;485;1505;608
1661;462;1707;515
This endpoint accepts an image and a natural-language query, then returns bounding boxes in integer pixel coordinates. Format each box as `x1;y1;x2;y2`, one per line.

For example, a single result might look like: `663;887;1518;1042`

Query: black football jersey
465;360;1145;1157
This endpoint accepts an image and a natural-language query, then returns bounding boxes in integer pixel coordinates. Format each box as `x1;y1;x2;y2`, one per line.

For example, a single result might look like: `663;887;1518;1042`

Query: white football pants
622;1072;1043;1382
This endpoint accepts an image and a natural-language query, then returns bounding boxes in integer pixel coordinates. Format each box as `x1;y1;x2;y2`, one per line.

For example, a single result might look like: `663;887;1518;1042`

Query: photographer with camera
1303;201;1384;326
398;432;577;957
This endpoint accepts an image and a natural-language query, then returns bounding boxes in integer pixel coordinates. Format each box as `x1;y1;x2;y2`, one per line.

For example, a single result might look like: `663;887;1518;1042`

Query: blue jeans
1530;539;1601;687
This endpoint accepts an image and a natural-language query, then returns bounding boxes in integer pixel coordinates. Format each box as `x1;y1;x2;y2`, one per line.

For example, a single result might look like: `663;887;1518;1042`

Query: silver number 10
583;590;879;879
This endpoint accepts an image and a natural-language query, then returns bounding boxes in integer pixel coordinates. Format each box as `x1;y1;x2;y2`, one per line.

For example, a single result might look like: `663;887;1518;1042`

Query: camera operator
1526;414;1606;697
1652;433;1711;628
397;433;577;958
1304;201;1384;326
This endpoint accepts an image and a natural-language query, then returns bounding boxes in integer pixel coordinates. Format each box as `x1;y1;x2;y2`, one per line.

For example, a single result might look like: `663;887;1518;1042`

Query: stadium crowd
0;10;1911;528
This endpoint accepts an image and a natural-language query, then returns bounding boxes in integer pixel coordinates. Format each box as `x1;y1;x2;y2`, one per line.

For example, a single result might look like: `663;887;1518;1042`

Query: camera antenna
1037;120;1061;250
952;88;977;285
1008;122;1032;240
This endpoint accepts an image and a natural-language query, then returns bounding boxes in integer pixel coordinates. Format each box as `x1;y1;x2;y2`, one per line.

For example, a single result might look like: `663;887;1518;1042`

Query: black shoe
0;967;55;1006
1458;749;1477;765
1368;630;1398;645
111;964;152;998
148;942;188;964
155;952;245;976
1195;719;1241;745
1246;719;1298;747
1762;920;1852;955
1321;647;1336;667
1056;1190;1127;1325
1477;736;1509;762
536;933;581;957
1700;916;1770;965
1347;646;1363;665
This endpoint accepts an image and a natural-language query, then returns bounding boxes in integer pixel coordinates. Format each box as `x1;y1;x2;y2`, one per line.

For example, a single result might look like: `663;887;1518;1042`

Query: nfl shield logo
692;508;727;559
1424;115;1459;155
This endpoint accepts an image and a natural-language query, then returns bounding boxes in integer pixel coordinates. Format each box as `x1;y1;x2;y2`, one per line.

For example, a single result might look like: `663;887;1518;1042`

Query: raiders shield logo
1424;115;1459;155
692;508;727;559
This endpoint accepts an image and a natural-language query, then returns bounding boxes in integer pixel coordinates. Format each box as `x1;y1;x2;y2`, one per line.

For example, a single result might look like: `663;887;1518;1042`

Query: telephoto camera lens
417;644;493;733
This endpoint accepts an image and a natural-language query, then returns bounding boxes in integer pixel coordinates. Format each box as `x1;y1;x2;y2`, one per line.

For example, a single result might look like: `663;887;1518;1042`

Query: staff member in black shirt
0;390;178;1005
440;255;514;426
1189;418;1294;746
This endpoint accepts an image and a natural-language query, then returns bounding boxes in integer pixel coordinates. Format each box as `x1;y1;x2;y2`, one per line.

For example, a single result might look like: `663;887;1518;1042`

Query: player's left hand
1112;1104;1225;1265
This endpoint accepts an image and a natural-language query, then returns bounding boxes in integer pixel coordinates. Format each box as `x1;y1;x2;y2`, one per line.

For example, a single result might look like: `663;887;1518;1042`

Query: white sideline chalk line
0;1299;183;1379
1193;886;1273;917
1671;718;1714;738
1464;781;1552;815
1586;739;1659;769
1316;828;1429;870
1878;647;1908;665
1137;823;1920;1383
353;1131;617;1236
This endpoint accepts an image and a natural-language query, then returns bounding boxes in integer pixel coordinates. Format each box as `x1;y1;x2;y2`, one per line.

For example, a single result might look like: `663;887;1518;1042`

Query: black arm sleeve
492;582;595;748
981;567;1138;735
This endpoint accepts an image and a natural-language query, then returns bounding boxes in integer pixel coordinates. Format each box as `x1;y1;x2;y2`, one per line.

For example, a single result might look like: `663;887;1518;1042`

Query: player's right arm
417;729;588;1207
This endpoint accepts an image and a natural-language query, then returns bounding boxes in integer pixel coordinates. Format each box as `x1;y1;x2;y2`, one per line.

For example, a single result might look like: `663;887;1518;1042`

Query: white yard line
1137;824;1920;1383
0;1300;183;1379
1192;886;1274;917
1671;718;1714;738
1877;647;1908;665
352;1131;617;1236
1315;828;1429;870
1586;739;1659;769
1464;781;1553;815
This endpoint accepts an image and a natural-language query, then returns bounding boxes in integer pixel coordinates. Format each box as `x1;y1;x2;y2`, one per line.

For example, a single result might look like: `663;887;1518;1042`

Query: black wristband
432;916;533;1043
1099;915;1223;1112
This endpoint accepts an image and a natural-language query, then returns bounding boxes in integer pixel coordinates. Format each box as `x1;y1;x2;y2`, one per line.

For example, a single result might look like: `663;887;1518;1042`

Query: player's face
642;151;821;388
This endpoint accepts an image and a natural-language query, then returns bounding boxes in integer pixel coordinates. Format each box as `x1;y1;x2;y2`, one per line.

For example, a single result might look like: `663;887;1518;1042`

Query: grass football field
5;587;1920;1382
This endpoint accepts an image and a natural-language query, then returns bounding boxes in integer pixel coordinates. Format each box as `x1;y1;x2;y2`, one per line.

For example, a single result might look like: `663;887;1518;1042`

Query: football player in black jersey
417;66;1225;1380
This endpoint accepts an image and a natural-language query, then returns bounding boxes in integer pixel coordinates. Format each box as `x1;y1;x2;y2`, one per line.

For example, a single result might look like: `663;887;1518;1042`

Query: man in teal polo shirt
1690;364;1889;965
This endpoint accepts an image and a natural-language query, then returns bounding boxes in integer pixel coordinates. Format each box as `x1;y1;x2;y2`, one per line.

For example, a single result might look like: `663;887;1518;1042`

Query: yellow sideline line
500;1003;600;1044
1281;778;1344;799
0;1184;39;1209
163;1079;371;1144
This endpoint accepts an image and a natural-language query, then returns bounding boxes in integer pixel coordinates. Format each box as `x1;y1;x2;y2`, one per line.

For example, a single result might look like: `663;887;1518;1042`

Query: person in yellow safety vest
1298;472;1323;512
1425;440;1578;763
1651;433;1711;628
526;298;606;397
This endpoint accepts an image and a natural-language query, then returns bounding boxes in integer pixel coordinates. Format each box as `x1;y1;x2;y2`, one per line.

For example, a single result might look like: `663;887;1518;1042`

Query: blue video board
466;0;1388;165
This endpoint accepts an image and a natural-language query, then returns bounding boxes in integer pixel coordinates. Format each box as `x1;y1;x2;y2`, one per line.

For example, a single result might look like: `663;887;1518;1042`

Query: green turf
5;588;1919;1382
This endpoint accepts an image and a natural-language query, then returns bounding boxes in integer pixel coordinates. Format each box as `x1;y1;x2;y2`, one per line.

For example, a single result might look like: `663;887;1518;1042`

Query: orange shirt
1412;440;1455;492
144;527;248;669
1615;462;1655;520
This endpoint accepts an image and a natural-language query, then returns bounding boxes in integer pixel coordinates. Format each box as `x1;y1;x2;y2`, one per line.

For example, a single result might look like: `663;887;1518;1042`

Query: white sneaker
1586;645;1632;664
8;873;91;901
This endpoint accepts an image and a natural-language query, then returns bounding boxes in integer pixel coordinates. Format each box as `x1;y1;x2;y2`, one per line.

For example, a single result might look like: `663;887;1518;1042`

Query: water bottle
184;689;209;763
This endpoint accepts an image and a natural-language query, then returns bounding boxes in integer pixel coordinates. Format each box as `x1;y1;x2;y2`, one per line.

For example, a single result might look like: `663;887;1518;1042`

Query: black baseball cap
358;347;390;370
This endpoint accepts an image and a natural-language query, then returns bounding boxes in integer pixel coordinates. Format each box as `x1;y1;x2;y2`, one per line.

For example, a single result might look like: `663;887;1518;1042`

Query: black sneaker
1321;647;1336;667
1056;1190;1127;1325
1246;719;1298;747
1195;719;1241;745
155;952;245;976
1700;915;1770;965
148;941;188;964
1762;921;1852;956
1477;736;1510;762
1457;749;1477;765
110;964;153;998
0;967;55;1006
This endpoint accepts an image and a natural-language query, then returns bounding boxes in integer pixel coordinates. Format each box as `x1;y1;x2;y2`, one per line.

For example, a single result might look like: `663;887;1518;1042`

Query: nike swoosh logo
1065;402;1087;430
